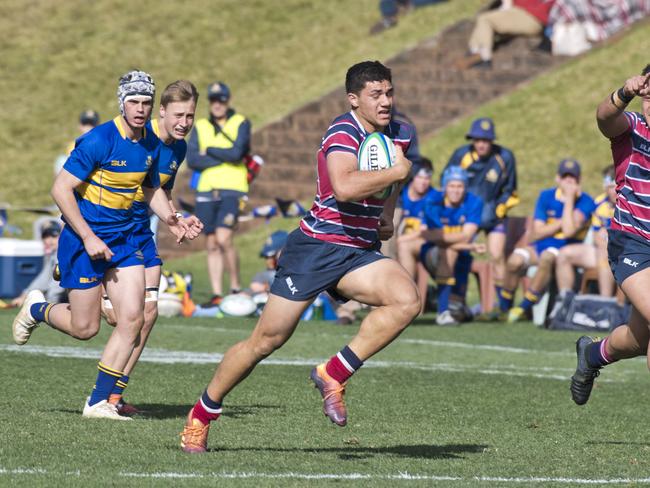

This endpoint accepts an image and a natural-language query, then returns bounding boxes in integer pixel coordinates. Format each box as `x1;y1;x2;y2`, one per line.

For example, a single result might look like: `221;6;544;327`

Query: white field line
399;338;573;356
0;344;636;382
2;467;650;484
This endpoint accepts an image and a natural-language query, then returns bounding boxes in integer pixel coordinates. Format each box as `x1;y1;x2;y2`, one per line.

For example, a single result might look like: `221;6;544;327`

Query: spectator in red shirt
457;0;556;69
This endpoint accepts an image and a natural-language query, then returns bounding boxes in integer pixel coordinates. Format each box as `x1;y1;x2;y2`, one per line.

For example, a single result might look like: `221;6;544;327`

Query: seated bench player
419;166;485;326
500;159;596;323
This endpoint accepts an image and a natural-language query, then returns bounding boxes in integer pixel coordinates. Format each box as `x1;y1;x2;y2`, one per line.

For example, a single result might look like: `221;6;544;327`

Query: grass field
3;308;650;487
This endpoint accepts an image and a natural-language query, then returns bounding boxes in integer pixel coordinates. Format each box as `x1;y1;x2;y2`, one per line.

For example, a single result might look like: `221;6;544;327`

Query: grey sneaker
570;336;601;405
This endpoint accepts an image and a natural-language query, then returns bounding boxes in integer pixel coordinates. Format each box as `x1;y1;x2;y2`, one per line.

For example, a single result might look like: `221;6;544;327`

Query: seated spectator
548;0;650;56
370;0;446;35
500;159;596;322
11;223;66;306
555;166;616;298
249;230;288;294
396;159;437;282
420;167;485;326
457;0;556;69
442;117;519;318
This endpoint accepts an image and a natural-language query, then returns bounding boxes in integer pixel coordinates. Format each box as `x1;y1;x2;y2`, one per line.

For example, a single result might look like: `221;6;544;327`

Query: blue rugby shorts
57;225;145;289
270;229;386;302
608;228;650;285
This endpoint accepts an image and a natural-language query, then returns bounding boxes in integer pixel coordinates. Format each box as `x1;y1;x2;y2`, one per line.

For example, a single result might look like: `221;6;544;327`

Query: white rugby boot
82;399;132;421
12;289;46;345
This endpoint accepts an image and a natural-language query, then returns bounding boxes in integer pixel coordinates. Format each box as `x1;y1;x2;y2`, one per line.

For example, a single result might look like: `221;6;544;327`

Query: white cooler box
0;239;44;298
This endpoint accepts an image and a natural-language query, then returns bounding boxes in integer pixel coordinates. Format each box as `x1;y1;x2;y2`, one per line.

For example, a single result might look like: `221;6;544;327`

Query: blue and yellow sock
498;288;515;312
110;375;129;397
436;277;456;313
30;302;54;324
88;362;123;407
519;290;542;311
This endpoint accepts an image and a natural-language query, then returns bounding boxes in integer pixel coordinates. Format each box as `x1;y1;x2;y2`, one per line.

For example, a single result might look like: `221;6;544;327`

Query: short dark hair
642;64;650;76
417;157;433;173
345;61;392;95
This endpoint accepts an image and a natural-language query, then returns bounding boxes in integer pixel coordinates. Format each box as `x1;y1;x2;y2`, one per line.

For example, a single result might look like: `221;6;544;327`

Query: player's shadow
136;403;282;420
214;443;487;460
49;403;281;420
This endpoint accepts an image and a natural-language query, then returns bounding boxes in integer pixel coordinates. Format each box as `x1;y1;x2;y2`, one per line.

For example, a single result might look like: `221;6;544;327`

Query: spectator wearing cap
442;117;518;317
187;82;252;306
54;110;101;175
249;230;288;294
11;223;66;307
501;158;596;323
554;165;617;300
457;0;556;69
419;166;485;326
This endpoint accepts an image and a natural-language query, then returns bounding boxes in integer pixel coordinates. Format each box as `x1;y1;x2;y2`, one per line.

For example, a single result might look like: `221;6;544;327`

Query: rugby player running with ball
181;60;419;453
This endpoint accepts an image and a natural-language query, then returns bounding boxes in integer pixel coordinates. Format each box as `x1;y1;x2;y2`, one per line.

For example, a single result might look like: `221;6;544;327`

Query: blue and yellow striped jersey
423;190;483;236
399;186;439;234
591;192;614;232
533;187;596;252
63;117;160;233
132;119;188;224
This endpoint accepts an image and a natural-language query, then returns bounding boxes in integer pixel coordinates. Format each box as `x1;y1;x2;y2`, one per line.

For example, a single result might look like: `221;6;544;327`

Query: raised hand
623;72;650;98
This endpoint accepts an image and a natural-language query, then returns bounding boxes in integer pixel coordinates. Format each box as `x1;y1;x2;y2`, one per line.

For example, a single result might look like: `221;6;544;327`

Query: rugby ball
219;294;257;317
158;292;182;317
357;132;396;199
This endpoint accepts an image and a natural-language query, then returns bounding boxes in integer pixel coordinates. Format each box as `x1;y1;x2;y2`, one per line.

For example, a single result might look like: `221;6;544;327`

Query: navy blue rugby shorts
608;228;650;285
270;229;386;302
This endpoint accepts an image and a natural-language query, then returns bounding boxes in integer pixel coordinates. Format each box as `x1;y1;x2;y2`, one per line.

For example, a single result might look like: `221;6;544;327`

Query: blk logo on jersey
111;160;127;167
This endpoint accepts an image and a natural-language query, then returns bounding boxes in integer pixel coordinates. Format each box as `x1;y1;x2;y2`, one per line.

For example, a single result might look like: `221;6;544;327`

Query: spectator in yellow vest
187;82;251;306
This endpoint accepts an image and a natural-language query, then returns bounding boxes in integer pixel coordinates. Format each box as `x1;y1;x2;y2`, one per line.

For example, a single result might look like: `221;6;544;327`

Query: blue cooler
0;239;44;298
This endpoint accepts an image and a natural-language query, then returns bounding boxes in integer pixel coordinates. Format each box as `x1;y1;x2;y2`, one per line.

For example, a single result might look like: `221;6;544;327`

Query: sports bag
546;290;629;332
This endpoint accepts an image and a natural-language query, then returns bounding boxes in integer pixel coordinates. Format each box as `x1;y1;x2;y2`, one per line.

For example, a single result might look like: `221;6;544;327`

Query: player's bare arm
597;72;650;138
165;187;203;235
327;145;411;202
51;169;113;261
420;222;478;247
143;186;194;243
530;218;562;242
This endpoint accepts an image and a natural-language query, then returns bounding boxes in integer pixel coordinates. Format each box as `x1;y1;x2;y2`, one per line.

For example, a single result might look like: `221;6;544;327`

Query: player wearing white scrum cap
12;69;200;421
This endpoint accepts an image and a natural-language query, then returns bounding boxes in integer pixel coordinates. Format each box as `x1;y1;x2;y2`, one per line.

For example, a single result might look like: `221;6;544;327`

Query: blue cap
466;117;496;141
557;158;581;178
442;166;469;188
260;230;289;257
208;81;231;102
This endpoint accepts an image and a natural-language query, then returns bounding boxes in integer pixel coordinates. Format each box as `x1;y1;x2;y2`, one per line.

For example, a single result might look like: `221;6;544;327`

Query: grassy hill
0;0;485;233
420;21;650;213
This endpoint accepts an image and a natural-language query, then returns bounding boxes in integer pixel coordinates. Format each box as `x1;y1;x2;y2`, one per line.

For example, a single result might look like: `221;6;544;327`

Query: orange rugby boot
180;408;210;453
310;363;347;426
